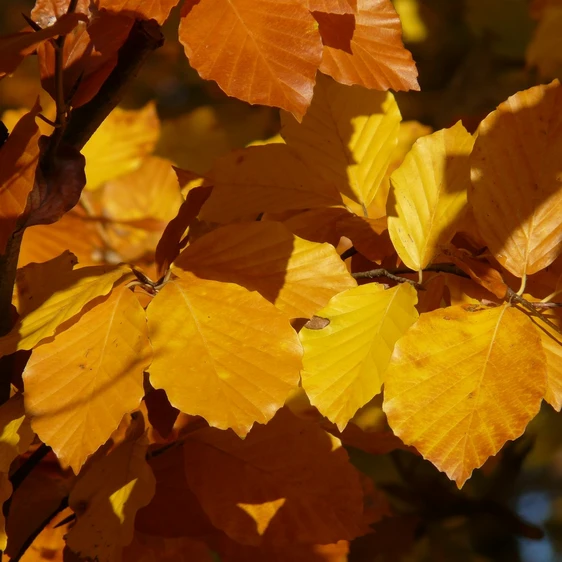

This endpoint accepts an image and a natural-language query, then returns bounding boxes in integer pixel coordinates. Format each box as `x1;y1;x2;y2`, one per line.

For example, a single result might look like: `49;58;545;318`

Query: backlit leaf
383;304;547;487
300;283;418;430
305;0;356;13
174;221;356;318
319;0;419;91
281;73;401;211
200;145;343;223
178;0;323;120
82;103;160;191
336;214;394;263
470;80;562;277
97;0;181;24
66;414;156;562
0;262;130;356
0;102;41;254
147;274;302;436
282;207;350;246
0;394;35;551
183;408;364;546
23;285;151;473
387;122;474;271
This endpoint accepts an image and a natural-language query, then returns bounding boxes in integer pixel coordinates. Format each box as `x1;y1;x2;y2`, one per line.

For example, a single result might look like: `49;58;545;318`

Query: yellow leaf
470;80;562;277
66;414;156;562
199;144;343;223
383;304;547;487
387;121;475;271
527;6;562;79
0;394;34;550
147;275;302;437
281;73;401;213
300;283;418;430
82;103;160;191
23;285;151;473
0;262;131;356
173;221;356;318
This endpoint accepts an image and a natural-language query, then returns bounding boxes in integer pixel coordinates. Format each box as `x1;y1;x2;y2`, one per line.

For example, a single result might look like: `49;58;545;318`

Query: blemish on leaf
305;316;330;330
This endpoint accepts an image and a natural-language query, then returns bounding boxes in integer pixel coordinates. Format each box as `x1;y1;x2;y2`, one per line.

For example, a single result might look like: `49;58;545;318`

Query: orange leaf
0;102;41;254
183;408;365;546
66;414;156;562
305;0;356;13
384;304;547;487
282;207;350;246
147;275;302;436
97;0;181;24
23;285;151;473
319;0;419;91
470;80;562;277
123;533;214;562
336;214;394;263
174;221;356;318
200;145;342;223
178;0;323;120
0;13;84;80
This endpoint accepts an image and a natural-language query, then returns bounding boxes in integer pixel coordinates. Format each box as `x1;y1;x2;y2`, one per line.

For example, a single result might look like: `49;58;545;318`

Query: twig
340;246;357;260
353;268;425;290
507;288;562;336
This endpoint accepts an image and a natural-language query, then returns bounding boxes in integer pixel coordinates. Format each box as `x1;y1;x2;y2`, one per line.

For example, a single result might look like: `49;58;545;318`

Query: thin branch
340;246;357;261
507;288;562;336
353;268;425;290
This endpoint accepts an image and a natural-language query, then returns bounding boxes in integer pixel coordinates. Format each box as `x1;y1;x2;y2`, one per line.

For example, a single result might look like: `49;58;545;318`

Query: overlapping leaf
173;221;356;318
387;121;475;271
0;394;35;550
383;304;547;487
300;283;418;430
183;408;365;546
23;285;151;473
97;0;181;23
305;0;356;13
318;0;419;91
178;0;323;119
66;415;156;562
0;262;130;355
147;274;302;436
470;80;562;277
199;145;343;222
0;103;41;254
281;74;401;211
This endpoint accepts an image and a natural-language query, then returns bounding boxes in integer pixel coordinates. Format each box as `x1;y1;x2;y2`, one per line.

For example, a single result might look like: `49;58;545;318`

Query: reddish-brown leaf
0;102;41;254
305;0;357;14
319;0;419;91
178;0;323;120
96;0;180;24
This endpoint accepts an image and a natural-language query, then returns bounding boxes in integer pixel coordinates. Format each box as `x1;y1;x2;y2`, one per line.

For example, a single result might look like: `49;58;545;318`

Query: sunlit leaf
388;121;475;271
470;80;562;277
183;408;365;545
82;103;160;191
66;414;156;562
23;285;151;473
281;73;401;211
0;394;35;550
174;221;356;318
97;0;181;24
384;304;547;487
305;0;356;13
300;283;418;430
319;0;419;91
0;262;130;356
147;274;302;436
200;145;343;223
179;0;323;120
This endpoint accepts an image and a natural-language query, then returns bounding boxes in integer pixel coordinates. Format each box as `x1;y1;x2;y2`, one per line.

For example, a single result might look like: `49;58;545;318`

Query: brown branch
507;288;562;336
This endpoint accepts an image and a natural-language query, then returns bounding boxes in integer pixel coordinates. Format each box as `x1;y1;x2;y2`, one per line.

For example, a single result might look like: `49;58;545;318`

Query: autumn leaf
182;408;365;546
66;414;156;562
147;274;302;436
387;121;475;271
281;73;401;212
305;0;357;14
383;304;547;487
282;207;350;246
82;103;160;191
0;394;35;550
199;144;343;222
470;80;562;278
0;102;41;254
23;285;151;473
300;283;418;430
0;13;84;80
178;0;323;120
318;0;419;92
97;0;181;24
336;214;394;263
0;261;130;356
173;221;356;318
123;532;213;562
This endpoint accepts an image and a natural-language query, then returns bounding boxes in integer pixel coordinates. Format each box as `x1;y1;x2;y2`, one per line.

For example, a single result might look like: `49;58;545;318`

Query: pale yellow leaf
23;285;151;473
300;283;418;430
388;121;475;271
383;304;547;487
